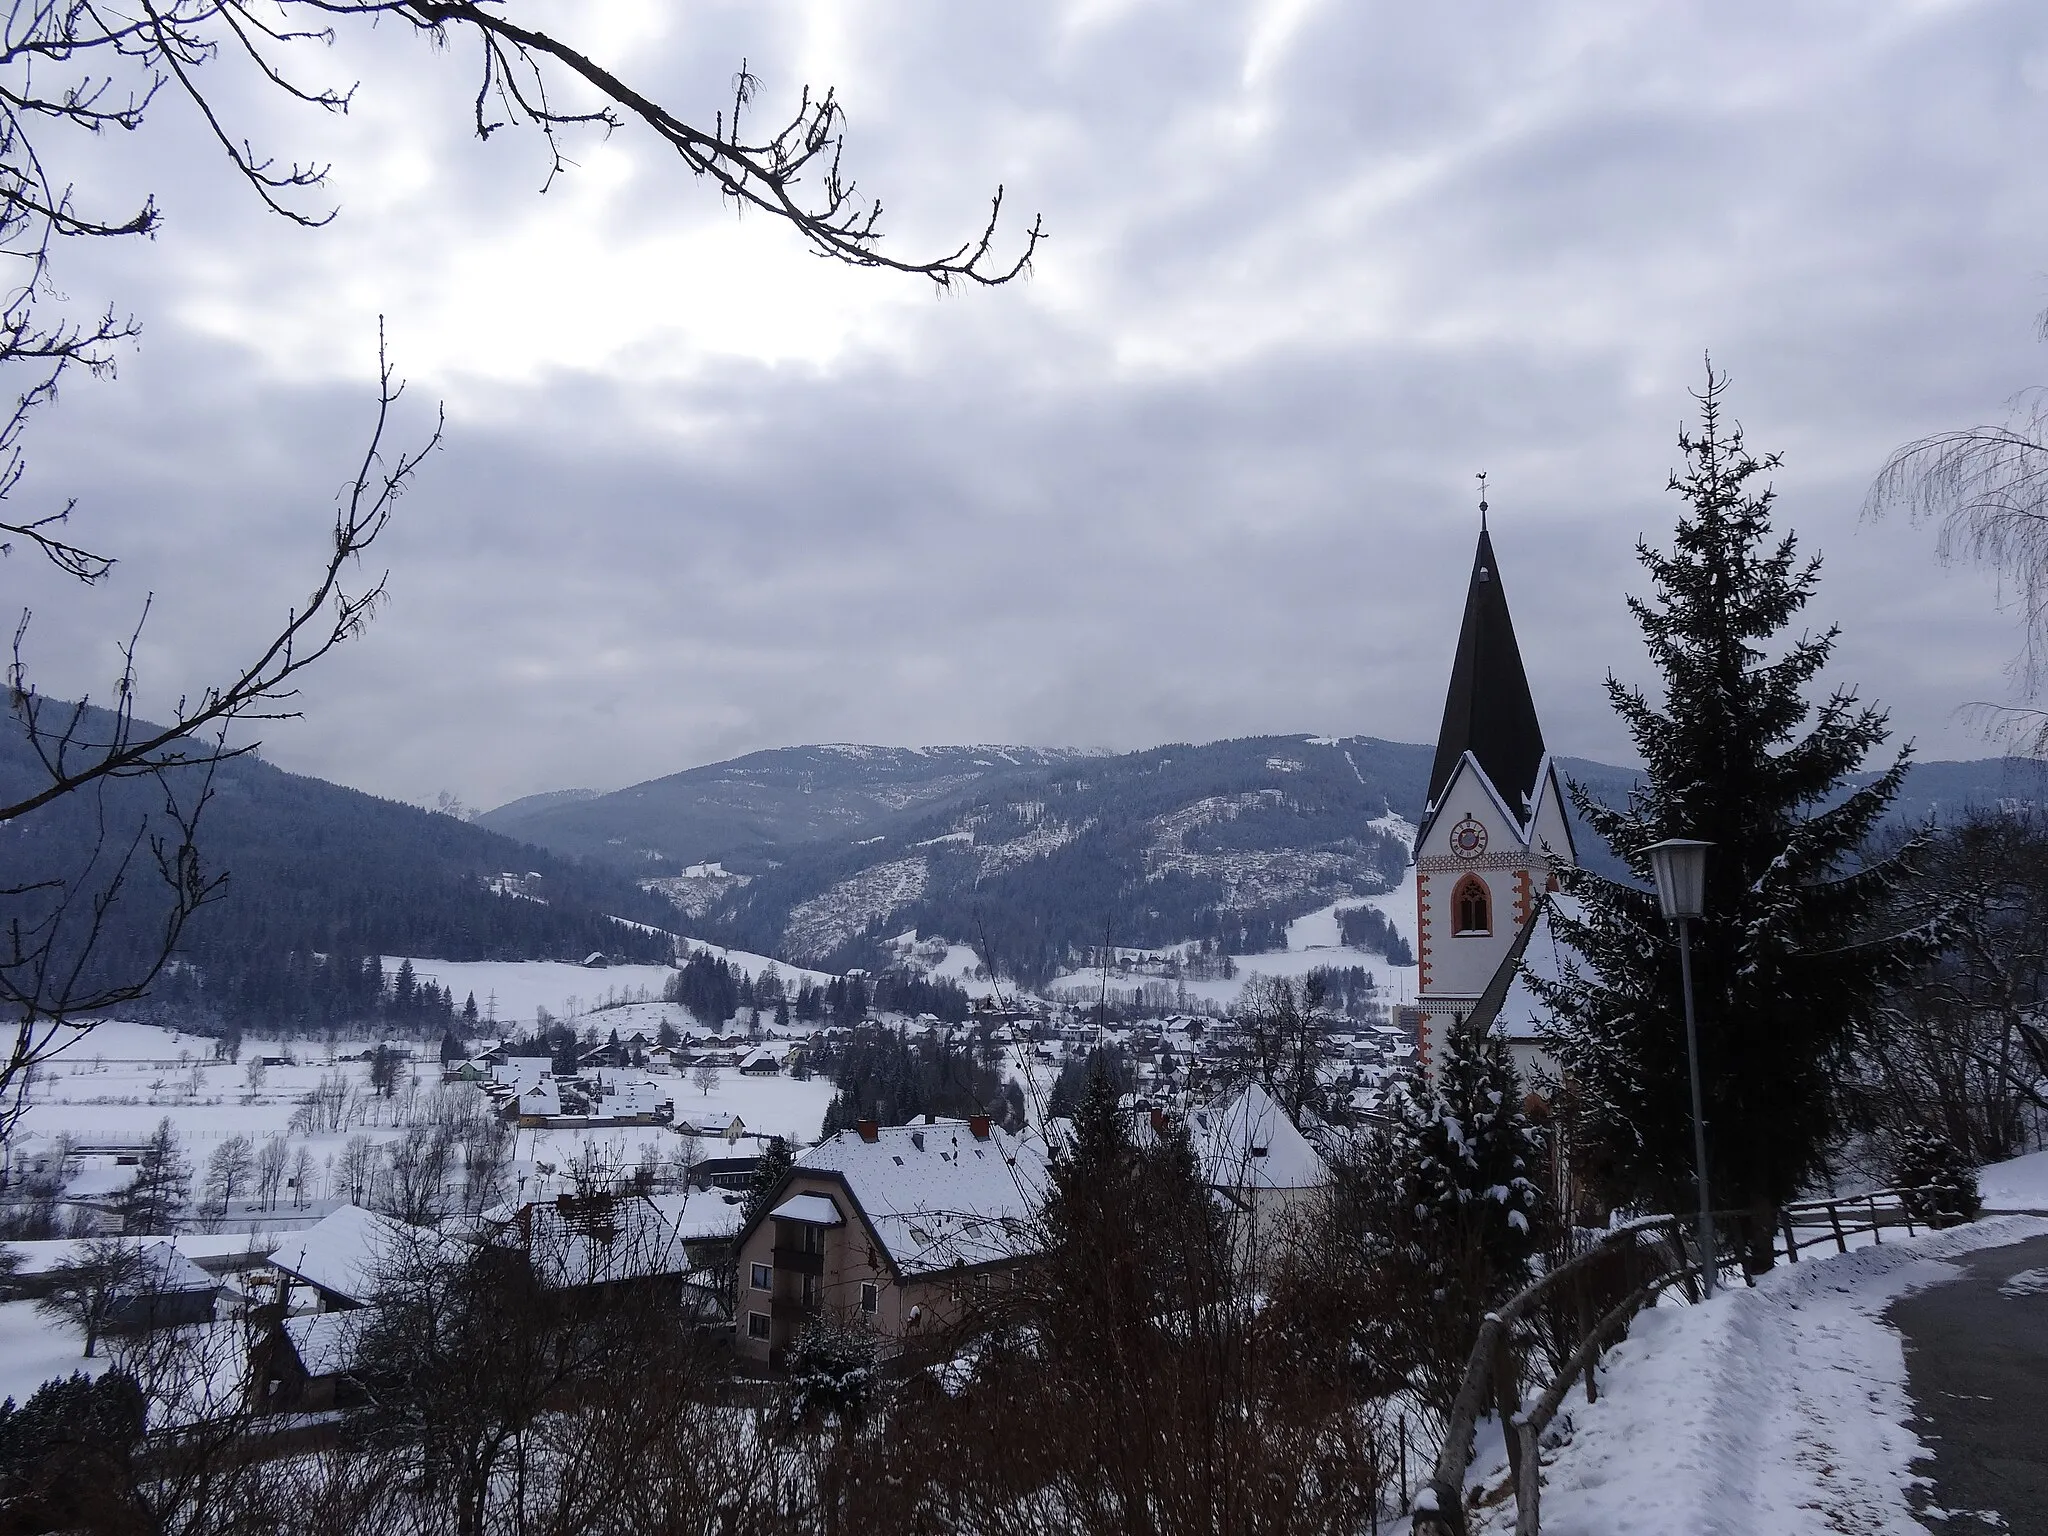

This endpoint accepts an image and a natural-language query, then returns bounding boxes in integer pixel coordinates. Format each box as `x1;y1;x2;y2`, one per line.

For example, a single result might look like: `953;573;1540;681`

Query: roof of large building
1476;891;1587;1043
791;1119;1049;1275
1424;526;1547;835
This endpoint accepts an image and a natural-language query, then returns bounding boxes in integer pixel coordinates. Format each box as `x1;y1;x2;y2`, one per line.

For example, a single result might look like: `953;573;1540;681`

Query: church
1406;511;1577;1088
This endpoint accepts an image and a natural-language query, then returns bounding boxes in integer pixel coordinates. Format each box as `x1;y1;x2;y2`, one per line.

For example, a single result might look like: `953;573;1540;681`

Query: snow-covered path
1478;1215;2048;1535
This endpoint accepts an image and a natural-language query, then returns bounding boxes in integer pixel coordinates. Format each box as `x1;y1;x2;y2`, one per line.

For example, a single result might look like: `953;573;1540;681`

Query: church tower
1410;515;1575;1073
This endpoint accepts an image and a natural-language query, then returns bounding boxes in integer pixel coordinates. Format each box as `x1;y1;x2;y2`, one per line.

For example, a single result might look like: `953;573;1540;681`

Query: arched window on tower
1452;875;1491;937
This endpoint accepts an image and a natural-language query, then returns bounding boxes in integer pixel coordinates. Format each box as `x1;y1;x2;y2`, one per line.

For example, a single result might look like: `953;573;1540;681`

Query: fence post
1514;1419;1542;1536
1399;1414;1408;1515
1869;1193;1881;1244
1494;1329;1523;1486
1829;1201;1848;1255
1575;1276;1598;1404
1781;1210;1799;1263
1904;1191;1916;1238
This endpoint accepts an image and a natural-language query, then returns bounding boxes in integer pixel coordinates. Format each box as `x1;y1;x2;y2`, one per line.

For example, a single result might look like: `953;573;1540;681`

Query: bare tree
337;1131;377;1205
2;342;440;1146
694;1061;721;1098
203;1133;256;1225
288;1141;316;1210
256;1133;291;1210
2;2;1039;1151
1867;381;2048;750
380;1122;454;1227
36;1235;148;1357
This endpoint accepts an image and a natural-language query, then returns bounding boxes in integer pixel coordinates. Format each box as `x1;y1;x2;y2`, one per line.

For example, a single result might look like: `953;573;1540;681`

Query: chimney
924;1112;937;1125
856;1119;879;1143
968;1114;991;1141
1150;1108;1168;1138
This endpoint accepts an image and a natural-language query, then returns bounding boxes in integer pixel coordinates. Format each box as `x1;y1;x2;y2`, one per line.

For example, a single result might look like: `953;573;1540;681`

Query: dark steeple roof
1425;527;1546;822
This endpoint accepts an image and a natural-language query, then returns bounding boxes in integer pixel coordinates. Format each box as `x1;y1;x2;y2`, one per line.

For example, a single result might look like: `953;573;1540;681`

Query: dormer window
1452;874;1491;936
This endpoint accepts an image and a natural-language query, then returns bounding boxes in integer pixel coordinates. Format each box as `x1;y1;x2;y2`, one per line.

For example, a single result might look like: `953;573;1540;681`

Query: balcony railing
771;1247;824;1276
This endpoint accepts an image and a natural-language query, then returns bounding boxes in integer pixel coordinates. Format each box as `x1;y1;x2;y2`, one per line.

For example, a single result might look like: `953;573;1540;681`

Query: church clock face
1449;816;1489;860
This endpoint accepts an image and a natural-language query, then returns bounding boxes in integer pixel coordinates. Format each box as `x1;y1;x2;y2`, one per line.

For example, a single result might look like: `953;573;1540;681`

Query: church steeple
1424;524;1546;822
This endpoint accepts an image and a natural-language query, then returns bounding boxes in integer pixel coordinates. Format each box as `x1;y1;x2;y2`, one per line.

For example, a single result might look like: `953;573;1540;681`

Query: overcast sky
10;0;2048;809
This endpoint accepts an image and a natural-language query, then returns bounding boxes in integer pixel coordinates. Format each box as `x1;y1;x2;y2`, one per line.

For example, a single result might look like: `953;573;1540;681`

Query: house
267;1204;452;1312
1178;1083;1330;1273
736;1046;781;1077
108;1241;221;1330
687;1154;761;1192
503;1188;742;1311
732;1115;1049;1368
249;1309;370;1414
491;1056;554;1096
513;1076;564;1123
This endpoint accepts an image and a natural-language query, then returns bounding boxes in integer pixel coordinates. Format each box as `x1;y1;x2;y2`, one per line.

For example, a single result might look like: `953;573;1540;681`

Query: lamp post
1643;837;1717;1298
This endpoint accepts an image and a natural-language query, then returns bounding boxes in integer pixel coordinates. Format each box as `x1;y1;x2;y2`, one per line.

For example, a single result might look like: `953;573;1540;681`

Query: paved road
1890;1232;2048;1534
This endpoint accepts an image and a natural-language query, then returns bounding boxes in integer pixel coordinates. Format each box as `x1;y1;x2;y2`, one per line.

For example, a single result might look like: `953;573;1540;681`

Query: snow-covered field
13;1016;841;1225
1478;1214;2048;1535
0;1297;110;1407
1041;868;1422;1012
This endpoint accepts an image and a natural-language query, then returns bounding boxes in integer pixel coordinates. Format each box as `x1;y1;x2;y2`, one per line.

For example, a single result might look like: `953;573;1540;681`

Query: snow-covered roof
269;1204;440;1304
793;1120;1048;1276
492;1056;553;1091
135;1241;217;1295
1184;1083;1329;1193
517;1077;562;1117
1492;893;1586;1043
513;1189;737;1289
283;1310;364;1378
768;1193;844;1226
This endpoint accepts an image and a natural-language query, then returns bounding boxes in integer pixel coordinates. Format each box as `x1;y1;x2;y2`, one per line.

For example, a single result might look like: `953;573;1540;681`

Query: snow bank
1979;1148;2048;1212
1497;1215;2048;1535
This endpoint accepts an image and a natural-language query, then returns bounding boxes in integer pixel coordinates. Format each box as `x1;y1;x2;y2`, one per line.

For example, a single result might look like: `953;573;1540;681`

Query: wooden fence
1411;1186;1957;1536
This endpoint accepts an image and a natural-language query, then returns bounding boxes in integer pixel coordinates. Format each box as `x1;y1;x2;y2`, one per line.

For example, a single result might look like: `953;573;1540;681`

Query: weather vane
1476;471;1489;530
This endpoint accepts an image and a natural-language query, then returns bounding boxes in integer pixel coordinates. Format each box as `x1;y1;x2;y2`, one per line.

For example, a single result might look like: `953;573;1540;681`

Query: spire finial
1476;471;1489;530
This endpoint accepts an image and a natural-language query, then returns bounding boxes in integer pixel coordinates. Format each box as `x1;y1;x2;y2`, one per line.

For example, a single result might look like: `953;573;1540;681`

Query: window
747;1312;770;1340
750;1262;771;1290
860;1281;878;1314
1452;874;1491;936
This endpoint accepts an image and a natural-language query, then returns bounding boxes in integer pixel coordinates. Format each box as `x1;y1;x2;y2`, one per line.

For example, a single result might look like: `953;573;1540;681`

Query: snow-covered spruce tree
1391;1022;1542;1310
1532;368;1944;1272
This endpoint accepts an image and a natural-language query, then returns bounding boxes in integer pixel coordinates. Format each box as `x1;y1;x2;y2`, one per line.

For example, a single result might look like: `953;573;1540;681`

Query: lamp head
1642;838;1713;921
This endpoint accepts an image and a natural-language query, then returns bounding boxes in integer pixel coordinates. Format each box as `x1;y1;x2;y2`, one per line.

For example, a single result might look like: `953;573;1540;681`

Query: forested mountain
675;740;2048;988
475;744;1089;869
3;706;675;1033
694;735;1430;986
17;700;2041;1029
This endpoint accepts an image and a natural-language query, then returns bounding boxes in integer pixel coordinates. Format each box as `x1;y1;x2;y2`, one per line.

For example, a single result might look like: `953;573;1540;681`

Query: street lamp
1643;837;1717;1298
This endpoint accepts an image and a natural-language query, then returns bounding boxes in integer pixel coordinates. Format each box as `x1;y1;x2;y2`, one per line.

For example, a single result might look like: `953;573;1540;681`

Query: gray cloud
9;0;2047;808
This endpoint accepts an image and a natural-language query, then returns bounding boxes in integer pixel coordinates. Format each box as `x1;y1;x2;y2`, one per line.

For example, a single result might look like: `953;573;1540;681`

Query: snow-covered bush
1888;1124;1981;1228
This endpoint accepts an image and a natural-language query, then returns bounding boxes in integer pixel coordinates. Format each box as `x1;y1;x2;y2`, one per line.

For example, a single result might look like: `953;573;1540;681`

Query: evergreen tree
114;1118;189;1234
742;1137;796;1228
462;992;479;1026
1389;1025;1541;1306
1534;370;1943;1269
